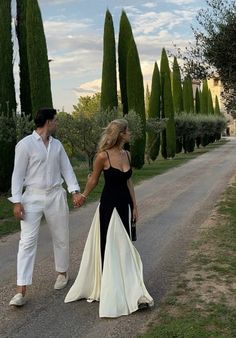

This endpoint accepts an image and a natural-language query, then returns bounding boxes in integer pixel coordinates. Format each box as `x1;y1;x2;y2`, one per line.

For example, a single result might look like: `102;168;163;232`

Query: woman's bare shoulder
95;151;108;162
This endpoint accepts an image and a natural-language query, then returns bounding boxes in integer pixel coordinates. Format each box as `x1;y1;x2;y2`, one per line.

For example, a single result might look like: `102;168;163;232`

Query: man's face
48;116;58;134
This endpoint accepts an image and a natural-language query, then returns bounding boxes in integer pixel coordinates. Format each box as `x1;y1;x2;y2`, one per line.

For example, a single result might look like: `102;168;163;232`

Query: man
8;108;85;306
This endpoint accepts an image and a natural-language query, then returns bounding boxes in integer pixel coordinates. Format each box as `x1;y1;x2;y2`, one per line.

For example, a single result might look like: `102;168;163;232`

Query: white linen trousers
17;186;69;286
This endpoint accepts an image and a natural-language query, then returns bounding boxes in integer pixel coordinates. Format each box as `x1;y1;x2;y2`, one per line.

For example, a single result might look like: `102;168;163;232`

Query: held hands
13;203;25;220
72;193;87;208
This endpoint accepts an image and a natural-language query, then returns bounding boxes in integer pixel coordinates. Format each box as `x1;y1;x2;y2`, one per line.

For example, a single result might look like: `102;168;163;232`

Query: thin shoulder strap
126;150;131;165
104;150;111;166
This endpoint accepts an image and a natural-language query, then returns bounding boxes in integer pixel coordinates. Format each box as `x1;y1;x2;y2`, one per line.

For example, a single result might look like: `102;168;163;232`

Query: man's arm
8;142;29;204
8;142;29;220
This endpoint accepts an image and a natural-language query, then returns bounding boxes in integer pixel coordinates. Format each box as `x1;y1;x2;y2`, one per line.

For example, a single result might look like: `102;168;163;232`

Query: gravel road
1;138;236;338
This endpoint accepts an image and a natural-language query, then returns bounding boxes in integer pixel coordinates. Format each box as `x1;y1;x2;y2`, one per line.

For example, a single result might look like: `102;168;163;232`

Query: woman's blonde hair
97;119;129;152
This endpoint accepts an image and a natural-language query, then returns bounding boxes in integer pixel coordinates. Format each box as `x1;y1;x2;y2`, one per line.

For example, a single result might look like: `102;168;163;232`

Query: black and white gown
65;151;153;318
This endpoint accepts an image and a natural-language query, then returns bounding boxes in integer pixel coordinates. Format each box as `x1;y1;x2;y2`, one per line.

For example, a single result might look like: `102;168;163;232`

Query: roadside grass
138;177;236;338
0;139;227;237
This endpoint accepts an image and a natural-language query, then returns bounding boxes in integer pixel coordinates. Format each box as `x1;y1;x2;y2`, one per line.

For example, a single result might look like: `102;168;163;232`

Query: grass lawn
0;139;227;237
138;176;236;338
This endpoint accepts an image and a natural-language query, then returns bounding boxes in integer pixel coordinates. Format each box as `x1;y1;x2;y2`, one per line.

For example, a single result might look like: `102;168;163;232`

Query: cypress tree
201;79;208;115
145;84;150;118
0;0;16;114
100;10;118;111
118;10;133;115
195;87;200;113
16;0;32;117
208;89;214;114
0;0;16;192
127;38;146;168
201;80;210;146
160;48;168;159
187;76;194;113
195;88;201;148
214;95;221;114
172;56;183;114
26;0;53;117
183;77;190;113
160;48;176;158
147;62;161;161
163;72;176;158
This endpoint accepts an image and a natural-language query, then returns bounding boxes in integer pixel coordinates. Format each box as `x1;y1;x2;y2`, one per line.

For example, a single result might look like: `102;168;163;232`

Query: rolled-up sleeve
59;144;80;193
8;142;29;203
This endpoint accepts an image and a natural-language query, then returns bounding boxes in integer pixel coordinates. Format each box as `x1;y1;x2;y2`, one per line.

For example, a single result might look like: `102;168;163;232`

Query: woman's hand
132;205;138;223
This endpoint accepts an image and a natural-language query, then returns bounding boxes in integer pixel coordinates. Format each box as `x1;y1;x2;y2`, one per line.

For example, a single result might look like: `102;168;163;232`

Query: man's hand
13;203;25;220
72;193;86;208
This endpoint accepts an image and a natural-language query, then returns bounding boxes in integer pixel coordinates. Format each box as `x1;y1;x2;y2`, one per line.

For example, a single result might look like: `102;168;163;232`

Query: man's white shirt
9;130;80;203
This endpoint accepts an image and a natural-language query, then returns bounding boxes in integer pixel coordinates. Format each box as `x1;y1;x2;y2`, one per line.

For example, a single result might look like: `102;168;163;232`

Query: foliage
163;72;176;158
147;62;161;162
127;36;146;168
0;112;34;143
100;10;118;111
26;0;52;117
72;93;101;118
118;10;134;115
195;87;200;114
214;95;221;114
16;0;32;117
0;0;16;115
208;89;214;114
0;1;17;193
56;109;142;171
201;79;208;114
160;48;170;159
175;113;226;141
173;0;236;115
172;56;183;114
160;49;176;159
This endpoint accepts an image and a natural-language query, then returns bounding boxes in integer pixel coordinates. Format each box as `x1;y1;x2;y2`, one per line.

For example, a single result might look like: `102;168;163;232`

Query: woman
65;119;153;317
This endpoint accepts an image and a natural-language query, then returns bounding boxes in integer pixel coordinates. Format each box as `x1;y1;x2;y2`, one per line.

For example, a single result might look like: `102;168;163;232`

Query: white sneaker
54;273;69;290
9;293;26;307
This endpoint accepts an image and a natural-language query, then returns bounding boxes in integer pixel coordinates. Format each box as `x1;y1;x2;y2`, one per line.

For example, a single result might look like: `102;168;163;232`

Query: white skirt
65;205;153;318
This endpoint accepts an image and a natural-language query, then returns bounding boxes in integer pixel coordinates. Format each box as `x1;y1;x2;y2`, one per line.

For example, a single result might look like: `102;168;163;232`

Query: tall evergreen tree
0;1;16;114
16;0;32;117
201;79;209;115
187;76;194;113
183;77;190;113
214;95;221;114
100;10;118;111
195;87;200;113
0;0;16;192
145;83;150;118
172;56;183;114
26;0;52;117
208;89;214;114
127;38;146;168
118;10;133;115
147;62;161;161
201;80;210;146
160;48;169;159
160;48;176;158
163;72;176;158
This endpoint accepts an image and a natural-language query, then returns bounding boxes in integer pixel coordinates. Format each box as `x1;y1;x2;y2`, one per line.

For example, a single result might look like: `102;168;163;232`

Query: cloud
73;79;102;97
132;9;196;34
39;0;77;5
142;2;157;8
165;0;195;4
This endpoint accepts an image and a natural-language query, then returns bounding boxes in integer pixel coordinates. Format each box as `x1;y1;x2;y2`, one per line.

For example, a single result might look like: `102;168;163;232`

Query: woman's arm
81;152;106;199
126;151;138;222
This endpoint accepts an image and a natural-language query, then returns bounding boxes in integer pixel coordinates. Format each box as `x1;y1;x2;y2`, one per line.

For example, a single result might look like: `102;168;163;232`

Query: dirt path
1;138;236;338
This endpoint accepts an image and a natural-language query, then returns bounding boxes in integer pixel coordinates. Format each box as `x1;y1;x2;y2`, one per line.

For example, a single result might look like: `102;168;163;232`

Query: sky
14;0;206;113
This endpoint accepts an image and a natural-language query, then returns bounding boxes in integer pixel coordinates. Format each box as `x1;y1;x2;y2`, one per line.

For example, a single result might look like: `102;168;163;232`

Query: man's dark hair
34;108;57;128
